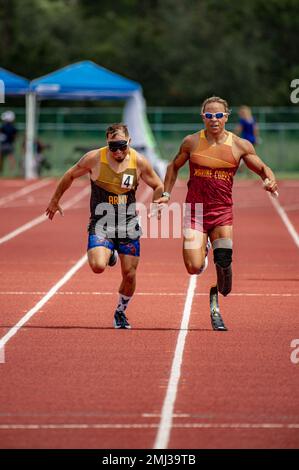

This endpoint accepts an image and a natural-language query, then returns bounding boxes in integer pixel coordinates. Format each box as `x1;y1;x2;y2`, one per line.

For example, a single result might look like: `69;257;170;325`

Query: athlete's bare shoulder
168;133;196;170
184;131;200;147
77;148;100;170
176;133;197;156
135;151;147;169
135;152;162;186
135;151;157;176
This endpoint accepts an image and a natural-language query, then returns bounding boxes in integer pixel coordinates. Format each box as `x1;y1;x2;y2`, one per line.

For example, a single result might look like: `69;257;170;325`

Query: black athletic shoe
209;285;228;331
114;310;131;329
108;249;118;267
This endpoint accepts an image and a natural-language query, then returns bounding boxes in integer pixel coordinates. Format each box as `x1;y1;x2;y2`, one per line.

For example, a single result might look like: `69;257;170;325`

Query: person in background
235;105;259;146
35;139;52;176
0;111;17;174
21;138;52;177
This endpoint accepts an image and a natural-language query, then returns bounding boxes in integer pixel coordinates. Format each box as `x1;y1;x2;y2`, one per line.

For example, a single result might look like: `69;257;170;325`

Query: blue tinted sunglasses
202;112;229;119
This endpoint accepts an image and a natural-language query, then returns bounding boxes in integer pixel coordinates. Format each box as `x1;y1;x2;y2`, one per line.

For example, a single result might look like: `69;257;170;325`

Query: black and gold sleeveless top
89;146;139;232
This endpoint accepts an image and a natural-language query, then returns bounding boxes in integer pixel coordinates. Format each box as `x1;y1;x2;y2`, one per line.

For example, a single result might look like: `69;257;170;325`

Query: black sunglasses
108;140;128;152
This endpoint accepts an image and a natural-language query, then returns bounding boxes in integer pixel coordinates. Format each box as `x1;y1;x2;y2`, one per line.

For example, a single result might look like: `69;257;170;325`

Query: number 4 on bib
121;174;134;189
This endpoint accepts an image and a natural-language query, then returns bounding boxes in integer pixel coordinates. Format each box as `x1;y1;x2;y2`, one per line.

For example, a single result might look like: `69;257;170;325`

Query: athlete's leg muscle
183;228;208;275
88;246;111;273
119;254;139;297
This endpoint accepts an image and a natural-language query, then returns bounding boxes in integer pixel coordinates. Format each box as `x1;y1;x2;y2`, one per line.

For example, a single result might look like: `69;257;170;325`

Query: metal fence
1;106;299;176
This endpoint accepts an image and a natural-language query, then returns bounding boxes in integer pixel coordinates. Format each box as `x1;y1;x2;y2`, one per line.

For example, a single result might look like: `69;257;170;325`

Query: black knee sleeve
213;248;232;268
214;248;233;296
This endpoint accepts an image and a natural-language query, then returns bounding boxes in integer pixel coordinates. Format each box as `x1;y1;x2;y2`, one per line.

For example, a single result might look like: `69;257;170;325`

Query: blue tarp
0;67;29;95
30;61;141;99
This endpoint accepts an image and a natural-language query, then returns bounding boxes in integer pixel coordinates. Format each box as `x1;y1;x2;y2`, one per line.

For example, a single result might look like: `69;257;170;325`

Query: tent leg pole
25;92;37;179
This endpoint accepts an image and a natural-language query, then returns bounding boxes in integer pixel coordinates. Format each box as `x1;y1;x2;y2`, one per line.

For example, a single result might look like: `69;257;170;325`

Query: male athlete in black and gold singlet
156;96;278;330
46;124;163;329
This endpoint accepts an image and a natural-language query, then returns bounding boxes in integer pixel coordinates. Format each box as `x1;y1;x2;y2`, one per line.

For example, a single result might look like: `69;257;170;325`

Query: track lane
1;179;298;449
0;179;88;237
168;182;299;449
0;181;188;448
0;233;189;448
0;202;90;332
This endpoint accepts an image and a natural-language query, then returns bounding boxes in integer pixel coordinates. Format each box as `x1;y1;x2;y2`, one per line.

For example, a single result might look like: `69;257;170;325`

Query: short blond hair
106;123;129;139
201;96;230;114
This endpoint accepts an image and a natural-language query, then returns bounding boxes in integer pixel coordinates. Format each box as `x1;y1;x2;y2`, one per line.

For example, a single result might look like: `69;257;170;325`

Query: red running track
0;177;298;449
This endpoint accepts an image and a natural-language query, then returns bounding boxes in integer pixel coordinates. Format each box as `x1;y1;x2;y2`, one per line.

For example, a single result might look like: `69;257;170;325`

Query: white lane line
279;182;299;187
0;422;298;430
0;187;90;246
153;275;197;450
0;179;52;207
268;194;299;248
0;291;298;297
0;181;27;187
0;255;87;350
59;186;90;211
283;204;299;212
0;215;48;245
0;186;152;349
0;184;152;246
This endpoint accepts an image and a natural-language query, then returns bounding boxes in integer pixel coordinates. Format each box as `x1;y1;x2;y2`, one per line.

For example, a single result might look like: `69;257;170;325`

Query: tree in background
0;0;298;105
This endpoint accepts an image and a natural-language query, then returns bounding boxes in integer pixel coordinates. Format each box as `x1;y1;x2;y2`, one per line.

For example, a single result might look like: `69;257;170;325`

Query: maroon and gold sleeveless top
186;130;239;207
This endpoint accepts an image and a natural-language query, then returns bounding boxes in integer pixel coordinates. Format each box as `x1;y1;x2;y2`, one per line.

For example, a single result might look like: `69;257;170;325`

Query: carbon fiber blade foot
210;285;228;331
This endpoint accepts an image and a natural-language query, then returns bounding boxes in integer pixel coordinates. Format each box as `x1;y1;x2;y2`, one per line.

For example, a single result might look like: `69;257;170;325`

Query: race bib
121;173;134;189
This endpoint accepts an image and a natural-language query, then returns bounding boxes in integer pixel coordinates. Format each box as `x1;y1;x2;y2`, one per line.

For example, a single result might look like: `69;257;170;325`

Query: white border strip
269;194;299;248
0;179;52;207
0;422;298;430
0;255;87;350
153;275;197;449
0;291;298;297
0;187;90;245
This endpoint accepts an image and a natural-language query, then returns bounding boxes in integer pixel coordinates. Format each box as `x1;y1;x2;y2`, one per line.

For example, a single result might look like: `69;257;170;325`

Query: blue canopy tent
0;68;29;176
0;67;29;97
26;61;164;178
30;60;140;99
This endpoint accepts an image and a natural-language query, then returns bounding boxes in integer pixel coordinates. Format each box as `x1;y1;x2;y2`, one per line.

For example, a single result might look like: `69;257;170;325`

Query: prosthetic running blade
209;285;228;331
